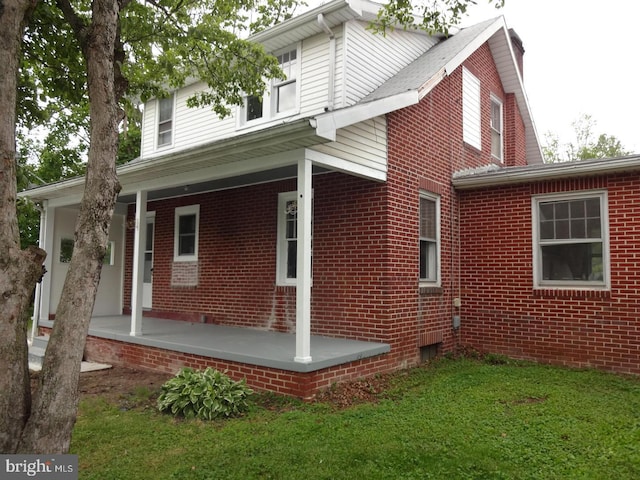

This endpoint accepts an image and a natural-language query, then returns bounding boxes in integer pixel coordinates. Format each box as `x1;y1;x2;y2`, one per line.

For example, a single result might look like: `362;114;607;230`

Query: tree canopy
543;114;629;163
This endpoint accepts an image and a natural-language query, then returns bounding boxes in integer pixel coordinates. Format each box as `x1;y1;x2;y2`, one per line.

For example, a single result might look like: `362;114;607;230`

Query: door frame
142;212;155;309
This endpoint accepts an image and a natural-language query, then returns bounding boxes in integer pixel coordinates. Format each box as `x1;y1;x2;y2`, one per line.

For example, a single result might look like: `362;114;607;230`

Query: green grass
72;358;640;479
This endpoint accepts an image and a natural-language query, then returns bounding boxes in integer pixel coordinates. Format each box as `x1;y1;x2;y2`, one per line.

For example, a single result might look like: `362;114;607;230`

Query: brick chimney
509;28;525;78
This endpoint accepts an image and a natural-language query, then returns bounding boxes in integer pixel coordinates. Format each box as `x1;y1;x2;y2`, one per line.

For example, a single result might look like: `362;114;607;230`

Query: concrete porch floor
39;316;390;373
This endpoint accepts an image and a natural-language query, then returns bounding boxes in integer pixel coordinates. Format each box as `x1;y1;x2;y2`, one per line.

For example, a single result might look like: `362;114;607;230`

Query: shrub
157;367;253;420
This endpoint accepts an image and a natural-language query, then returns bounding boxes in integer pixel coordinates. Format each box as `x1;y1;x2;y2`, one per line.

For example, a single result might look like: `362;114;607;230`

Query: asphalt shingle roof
361;18;499;104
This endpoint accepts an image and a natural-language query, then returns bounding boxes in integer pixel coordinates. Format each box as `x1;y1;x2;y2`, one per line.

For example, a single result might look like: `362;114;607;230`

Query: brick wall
382;43;519;361
112;40;528;394
459;173;640;374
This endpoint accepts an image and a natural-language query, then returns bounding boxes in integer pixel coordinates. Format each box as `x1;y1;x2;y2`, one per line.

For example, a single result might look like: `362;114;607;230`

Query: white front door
142;215;154;309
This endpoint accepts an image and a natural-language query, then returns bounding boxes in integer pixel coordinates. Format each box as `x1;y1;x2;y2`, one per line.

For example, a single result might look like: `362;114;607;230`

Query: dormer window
242;46;299;125
157;94;174;148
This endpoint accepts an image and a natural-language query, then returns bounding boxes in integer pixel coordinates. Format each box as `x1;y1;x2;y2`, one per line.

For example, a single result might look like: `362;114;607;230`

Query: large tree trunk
17;0;122;453
0;0;47;454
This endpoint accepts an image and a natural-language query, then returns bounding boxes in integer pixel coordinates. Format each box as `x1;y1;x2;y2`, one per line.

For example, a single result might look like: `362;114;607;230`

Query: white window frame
462;67;481;150
490;94;503;162
276;191;312;286
419;192;441;286
240;44;300;128
103;241;115;266
174;205;199;262
156;93;175;149
532;191;610;289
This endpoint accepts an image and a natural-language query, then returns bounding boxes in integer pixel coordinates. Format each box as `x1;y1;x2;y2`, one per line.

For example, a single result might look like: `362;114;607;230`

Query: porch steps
28;335;49;370
28;335;112;373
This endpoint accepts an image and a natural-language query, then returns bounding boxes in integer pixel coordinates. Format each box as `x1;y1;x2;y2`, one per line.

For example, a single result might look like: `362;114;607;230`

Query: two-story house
24;0;640;397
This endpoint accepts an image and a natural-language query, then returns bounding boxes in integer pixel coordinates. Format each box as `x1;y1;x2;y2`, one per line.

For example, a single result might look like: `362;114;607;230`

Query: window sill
419;285;443;295
533;287;611;299
173;257;198;263
236;110;299;132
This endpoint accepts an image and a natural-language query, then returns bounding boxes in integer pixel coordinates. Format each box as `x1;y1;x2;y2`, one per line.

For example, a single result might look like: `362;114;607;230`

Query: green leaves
157;367;253;420
372;0;505;36
543;114;630;163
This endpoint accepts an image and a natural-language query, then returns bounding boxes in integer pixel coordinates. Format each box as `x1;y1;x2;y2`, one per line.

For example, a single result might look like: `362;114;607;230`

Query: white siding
310;116;387;175
462;67;481;149
173;83;236;149
139;20;434;160
141;35;336;159
299;33;332;116
343;20;437;106
50;208;124;316
140;100;155;156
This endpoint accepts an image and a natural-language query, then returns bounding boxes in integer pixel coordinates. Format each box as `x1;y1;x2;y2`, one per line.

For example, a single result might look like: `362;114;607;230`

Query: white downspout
317;13;336;112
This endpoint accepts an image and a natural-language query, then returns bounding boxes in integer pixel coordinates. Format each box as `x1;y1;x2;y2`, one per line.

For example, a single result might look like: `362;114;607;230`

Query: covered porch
38;315;390;373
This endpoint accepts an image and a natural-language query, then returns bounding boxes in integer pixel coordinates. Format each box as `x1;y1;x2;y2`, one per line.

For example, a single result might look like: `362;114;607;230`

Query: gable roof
362;18;497;103
313;16;544;165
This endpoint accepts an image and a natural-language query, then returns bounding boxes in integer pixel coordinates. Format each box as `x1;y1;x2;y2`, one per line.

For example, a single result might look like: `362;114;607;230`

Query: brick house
22;0;638;397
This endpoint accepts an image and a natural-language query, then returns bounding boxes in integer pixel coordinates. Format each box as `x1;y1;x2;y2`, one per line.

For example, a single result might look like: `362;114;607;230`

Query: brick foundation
81;334;398;398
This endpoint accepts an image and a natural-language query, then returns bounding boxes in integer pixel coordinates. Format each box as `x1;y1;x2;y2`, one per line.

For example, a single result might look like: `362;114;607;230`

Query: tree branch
55;0;89;50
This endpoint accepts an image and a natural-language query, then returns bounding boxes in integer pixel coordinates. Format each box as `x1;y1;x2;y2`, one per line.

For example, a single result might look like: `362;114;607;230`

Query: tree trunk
0;0;47;454
17;0;122;453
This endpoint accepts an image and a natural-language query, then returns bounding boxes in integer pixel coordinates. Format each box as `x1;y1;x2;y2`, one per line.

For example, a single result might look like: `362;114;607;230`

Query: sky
462;0;640;153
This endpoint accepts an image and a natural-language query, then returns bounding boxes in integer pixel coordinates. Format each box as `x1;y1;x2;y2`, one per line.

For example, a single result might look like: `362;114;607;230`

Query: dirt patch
314;375;393;408
32;365;395;410
78;366;171;402
31;366;172;407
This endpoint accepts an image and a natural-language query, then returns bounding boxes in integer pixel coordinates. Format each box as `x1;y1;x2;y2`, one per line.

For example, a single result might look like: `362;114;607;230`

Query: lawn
72;357;640;479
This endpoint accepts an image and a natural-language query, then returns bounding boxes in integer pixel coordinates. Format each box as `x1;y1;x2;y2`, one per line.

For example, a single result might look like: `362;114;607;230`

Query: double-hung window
244;46;299;124
157;94;174;148
174;205;199;262
490;95;503;161
277;191;311;285
419;194;440;285
533;192;609;288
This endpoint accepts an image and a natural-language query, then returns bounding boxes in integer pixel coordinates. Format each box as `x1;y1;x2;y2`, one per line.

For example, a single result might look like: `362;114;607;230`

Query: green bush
157;367;253;420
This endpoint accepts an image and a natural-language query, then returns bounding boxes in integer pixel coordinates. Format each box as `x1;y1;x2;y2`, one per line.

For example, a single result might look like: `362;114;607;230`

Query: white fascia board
442;18;503;78
313;90;419;140
118;149;304;197
18;178;85;206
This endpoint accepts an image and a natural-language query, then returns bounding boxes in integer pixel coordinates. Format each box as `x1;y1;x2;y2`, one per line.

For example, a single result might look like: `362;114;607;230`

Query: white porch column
295;156;313;363
130;190;147;336
38;201;54;325
30;202;48;340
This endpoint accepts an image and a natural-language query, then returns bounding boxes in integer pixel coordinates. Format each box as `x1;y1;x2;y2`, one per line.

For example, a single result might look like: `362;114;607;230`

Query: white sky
462;0;640;153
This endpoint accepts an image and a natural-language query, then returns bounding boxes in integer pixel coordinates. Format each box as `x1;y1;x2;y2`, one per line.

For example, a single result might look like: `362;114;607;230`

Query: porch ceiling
43;316;390;373
115;164;330;204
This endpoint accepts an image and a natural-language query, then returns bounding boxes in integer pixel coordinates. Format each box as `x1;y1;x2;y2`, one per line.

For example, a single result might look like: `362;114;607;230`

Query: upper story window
490;95;503;162
243;46;299;125
274;49;297;113
157;94;175;148
174;205;199;262
532;192;609;289
462;67;481;150
419;193;440;285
